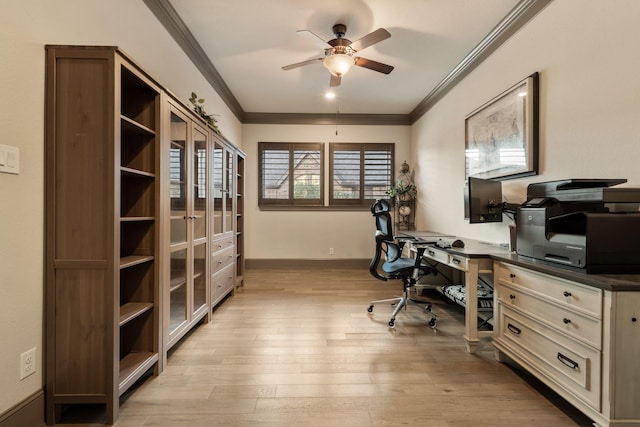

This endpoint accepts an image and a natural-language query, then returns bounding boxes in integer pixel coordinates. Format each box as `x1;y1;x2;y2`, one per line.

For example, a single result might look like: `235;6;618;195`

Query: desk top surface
400;230;640;291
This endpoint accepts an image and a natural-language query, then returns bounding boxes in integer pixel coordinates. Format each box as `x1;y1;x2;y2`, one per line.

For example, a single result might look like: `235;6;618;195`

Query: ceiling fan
282;23;394;87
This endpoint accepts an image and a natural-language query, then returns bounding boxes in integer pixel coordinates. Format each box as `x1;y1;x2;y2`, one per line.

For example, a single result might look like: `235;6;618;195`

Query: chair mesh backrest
369;199;401;280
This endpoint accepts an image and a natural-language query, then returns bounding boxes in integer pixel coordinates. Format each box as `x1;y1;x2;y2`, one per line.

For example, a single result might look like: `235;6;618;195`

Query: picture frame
465;72;539;180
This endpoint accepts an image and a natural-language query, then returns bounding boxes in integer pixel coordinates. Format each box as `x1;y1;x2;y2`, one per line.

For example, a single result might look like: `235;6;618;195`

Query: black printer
516;179;640;273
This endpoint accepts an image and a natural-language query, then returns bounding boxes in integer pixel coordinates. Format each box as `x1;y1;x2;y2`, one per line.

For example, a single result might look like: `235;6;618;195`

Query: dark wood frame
465;72;539;180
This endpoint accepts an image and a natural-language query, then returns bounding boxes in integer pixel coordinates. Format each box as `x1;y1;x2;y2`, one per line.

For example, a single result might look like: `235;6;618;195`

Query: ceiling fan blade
354;57;394;74
349;28;391;52
296;29;331;47
282;58;323;70
330;74;341;87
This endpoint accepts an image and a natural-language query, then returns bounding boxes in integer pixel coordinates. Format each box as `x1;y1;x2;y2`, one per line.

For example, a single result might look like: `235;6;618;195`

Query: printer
516;179;640;273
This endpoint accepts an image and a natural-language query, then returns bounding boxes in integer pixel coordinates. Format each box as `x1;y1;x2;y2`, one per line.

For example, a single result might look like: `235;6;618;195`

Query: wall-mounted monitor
466;177;504;223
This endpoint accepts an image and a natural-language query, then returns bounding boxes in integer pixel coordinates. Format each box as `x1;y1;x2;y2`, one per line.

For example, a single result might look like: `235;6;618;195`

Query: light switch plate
0;144;19;175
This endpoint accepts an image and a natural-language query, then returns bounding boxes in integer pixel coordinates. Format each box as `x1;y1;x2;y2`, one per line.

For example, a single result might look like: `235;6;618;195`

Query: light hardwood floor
61;268;593;426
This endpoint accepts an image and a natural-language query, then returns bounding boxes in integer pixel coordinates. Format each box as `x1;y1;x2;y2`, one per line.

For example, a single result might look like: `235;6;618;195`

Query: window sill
258;205;371;212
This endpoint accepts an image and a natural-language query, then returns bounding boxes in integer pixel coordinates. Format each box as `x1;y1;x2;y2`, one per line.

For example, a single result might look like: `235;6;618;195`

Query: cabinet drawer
212;237;234;252
497;282;602;349
496;305;601;410
212;246;235;272
211;264;234;305
495;263;602;319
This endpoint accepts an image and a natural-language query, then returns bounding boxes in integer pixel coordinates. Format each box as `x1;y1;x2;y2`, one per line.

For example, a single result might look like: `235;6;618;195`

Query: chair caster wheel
429;318;437;328
425;305;432;313
367;305;374;313
388;319;395;327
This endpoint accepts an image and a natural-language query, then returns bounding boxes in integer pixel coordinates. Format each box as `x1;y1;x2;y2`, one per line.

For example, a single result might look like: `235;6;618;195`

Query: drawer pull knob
509;294;516;300
452;258;460;265
557;352;579;370
633;317;637;323
563;291;572;297
507;323;522;335
562;318;571;324
509;273;516;279
428;250;435;256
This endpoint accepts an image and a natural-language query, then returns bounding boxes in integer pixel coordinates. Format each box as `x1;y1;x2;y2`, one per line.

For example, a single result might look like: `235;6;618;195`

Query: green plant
189;92;220;134
386;182;417;199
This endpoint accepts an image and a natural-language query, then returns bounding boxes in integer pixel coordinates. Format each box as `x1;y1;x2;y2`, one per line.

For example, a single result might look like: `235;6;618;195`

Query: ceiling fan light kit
323;51;355;77
283;23;393;86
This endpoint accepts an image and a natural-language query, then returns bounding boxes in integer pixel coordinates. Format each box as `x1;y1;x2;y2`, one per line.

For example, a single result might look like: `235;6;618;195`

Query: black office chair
368;199;438;328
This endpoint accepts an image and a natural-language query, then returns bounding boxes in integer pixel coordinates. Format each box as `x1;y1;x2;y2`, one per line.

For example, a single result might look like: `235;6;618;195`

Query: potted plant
386;182;417;201
189;92;221;135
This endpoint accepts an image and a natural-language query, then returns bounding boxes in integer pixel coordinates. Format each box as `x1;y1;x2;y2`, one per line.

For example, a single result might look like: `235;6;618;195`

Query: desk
403;231;640;425
400;231;510;353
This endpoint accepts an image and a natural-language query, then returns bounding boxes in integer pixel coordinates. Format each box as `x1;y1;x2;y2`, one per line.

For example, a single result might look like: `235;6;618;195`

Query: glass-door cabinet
165;102;209;354
212;137;235;240
210;136;236;309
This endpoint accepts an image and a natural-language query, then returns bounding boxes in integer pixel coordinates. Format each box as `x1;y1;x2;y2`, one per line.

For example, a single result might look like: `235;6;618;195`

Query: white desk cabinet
494;261;640;427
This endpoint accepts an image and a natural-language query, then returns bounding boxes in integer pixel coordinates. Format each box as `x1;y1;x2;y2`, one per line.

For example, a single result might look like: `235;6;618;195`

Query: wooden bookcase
235;150;246;287
45;46;162;425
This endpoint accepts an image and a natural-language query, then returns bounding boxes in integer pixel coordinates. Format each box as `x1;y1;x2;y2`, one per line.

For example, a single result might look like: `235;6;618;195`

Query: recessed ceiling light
325;92;336;100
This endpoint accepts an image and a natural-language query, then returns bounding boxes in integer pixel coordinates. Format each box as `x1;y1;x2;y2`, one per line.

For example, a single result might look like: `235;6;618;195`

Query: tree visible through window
259;142;323;206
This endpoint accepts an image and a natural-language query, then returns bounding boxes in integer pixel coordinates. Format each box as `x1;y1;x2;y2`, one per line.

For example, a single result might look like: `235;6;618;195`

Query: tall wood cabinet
45;46;162;424
162;100;210;355
45;45;246;424
235;150;246;287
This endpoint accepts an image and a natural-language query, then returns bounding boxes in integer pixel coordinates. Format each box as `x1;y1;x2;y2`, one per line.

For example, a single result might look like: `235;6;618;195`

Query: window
330;143;394;206
259;142;323;206
259;141;394;209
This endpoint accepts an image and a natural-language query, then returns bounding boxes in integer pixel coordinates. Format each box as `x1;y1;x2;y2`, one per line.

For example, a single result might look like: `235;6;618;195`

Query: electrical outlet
20;348;36;380
329;247;335;255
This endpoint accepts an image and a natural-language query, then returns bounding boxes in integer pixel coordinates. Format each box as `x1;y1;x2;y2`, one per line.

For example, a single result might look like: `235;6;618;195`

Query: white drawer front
495;262;602;319
497;282;602;349
423;247;470;272
497;305;601;411
425;247;449;264
448;254;469;272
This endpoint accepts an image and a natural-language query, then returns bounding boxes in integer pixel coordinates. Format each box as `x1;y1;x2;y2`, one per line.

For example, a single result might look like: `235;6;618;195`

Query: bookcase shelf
45;46;161;425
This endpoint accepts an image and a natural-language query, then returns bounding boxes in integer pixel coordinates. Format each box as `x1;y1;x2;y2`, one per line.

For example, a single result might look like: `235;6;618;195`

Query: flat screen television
465;177;504;223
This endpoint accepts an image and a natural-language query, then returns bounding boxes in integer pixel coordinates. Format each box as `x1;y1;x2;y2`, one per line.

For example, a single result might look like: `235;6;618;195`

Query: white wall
0;0;241;414
412;0;640;244
3;0;640;418
243;124;411;259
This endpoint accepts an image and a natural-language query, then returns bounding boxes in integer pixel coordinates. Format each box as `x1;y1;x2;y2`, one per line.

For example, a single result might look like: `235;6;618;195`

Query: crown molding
145;0;553;126
143;0;245;122
409;0;554;123
243;112;411;126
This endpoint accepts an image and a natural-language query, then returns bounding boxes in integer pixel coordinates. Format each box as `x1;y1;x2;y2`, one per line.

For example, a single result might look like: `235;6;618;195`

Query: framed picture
465;72;539;180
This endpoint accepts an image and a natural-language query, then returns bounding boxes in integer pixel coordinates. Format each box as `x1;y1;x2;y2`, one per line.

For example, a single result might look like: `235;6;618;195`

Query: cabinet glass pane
169;249;187;333
170;113;187;244
193;243;206;313
193;128;207;240
224;150;234;233
212;142;223;235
